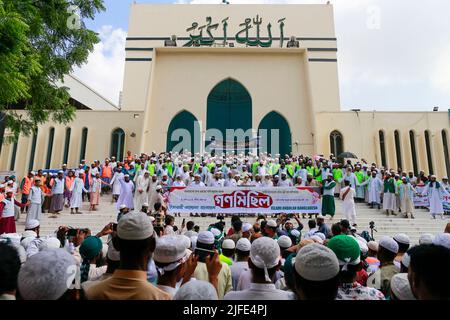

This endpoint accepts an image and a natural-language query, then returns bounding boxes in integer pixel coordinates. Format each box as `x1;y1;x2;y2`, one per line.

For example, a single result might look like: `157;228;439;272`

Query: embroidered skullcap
401;252;411;268
394;233;410;245
419;233;434;245
242;223;252;233
236;238;251;252
197;231;215;245
368;241;379;252
433;233;450;250
250;237;281;282
294;243;339;281
266;220;277;228
222;239;235;250
379;236;399;254
117;212;154;240
278;235;292;249
173;280;218;300
391;273;416;300
18;248;76;300
327;235;361;270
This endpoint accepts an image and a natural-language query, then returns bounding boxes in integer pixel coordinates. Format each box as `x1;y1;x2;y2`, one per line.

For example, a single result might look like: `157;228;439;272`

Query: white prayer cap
154;235;191;264
401;252;411;268
310;235;324;244
391;273;416;300
368;241;379;252
173;280;218;300
119;204;127;210
355;237;369;254
379;236;399;254
142;203;149;207
290;229;301;238
266;219;277;228
124;174;130;177
179;235;191;249
7;180;13;184
419;233;434;245
393;233;410;245
18;248;77;300
433;233;450;250
278;235;292;249
197;231;215;245
222;239;235;250
294;243;340;281
317;215;326;220
25;219;40;230
236;238;251;252
242;223;252;233
40;237;61;250
117;212;154;240
107;242;120;261
58;170;64;174
250;237;281;281
315;232;326;241
30;171;36;175
156;185;162;191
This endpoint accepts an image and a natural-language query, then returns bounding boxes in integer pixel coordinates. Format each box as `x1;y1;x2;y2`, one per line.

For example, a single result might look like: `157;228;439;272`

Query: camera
369;221;375;229
217;214;225;221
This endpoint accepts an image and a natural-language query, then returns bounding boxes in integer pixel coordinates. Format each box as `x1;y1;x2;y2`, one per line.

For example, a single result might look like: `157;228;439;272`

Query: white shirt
278;179;293;187
28;186;42;204
52;178;65;194
230;261;250;290
189;181;205;188
224;283;295;300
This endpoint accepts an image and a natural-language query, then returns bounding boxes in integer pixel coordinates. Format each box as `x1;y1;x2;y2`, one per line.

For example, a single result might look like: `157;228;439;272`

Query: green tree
0;0;105;144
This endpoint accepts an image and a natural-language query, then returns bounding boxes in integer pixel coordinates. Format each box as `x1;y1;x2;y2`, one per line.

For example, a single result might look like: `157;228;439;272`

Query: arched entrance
258;111;292;156
206;78;252;154
111;128;125;161
166;110;200;153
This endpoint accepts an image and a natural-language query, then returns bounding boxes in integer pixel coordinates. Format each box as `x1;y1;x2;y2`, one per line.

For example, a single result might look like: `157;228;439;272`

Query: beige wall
0;111;143;178
315;111;450;178
122;3;340;112
141;47;318;155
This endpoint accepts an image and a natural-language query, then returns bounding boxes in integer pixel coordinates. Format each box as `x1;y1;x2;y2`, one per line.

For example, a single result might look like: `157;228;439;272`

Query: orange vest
65;176;75;190
102;165;112;178
22;176;33;195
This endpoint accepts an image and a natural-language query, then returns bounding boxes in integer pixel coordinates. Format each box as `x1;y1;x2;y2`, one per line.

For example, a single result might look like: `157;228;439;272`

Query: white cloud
73;25;127;105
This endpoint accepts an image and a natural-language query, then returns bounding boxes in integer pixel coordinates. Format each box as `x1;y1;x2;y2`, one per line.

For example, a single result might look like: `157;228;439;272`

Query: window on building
409;131;418;175
424;130;434;175
45;128;55;169
111;128;125;161
28;131;38;171
330;130;344;160
9;141;18;171
63;128;71;165
80;128;88;163
442;130;450;178
394;130;402;170
379;130;387;167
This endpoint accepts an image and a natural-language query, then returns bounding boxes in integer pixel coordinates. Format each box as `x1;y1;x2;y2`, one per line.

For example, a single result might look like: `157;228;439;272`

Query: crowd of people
0;151;449;300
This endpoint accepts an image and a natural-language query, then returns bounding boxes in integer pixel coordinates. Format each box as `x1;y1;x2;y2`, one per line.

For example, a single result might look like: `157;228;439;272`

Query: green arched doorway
206;78;252;154
258;111;292;156
166;110;200;153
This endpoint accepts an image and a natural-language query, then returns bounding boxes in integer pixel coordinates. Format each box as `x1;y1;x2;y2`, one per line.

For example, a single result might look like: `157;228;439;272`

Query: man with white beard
209;172;224;187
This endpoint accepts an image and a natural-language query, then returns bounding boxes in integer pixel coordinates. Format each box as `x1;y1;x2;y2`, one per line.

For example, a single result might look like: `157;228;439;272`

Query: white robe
26;186;43;223
422;183;448;216
110;172;124;195
366;177;383;204
70;178;87;208
148;180;159;211
134;175;150;210
340;186;357;224
116;177;135;210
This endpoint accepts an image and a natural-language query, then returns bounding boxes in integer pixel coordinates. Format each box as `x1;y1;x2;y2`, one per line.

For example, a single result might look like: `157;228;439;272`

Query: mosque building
0;3;449;178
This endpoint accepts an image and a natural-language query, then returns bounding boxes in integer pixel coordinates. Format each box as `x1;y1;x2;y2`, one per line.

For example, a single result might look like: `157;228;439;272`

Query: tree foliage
0;0;105;143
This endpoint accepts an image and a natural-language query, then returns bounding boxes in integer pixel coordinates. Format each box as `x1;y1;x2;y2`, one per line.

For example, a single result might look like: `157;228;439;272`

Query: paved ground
16;194;449;245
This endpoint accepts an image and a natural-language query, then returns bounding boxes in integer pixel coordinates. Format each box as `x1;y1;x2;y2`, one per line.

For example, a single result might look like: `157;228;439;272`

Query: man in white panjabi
134;171;150;211
70;172;88;214
172;175;186;187
148;174;159;211
110;167;124;202
26;179;44;224
364;171;383;209
421;175;449;219
398;177;416;219
340;180;357;227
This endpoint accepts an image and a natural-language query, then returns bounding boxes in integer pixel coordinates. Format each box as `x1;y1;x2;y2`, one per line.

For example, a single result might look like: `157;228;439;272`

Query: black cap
340;219;350;229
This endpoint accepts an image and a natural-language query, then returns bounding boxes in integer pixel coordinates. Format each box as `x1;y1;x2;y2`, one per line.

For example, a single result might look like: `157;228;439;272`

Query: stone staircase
15;195;448;245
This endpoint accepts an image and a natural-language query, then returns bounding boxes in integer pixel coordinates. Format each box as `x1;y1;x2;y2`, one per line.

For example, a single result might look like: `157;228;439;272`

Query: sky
73;0;450;111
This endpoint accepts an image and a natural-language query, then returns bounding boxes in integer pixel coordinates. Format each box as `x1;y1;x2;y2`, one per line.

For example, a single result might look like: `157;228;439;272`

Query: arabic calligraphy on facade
183;15;286;48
